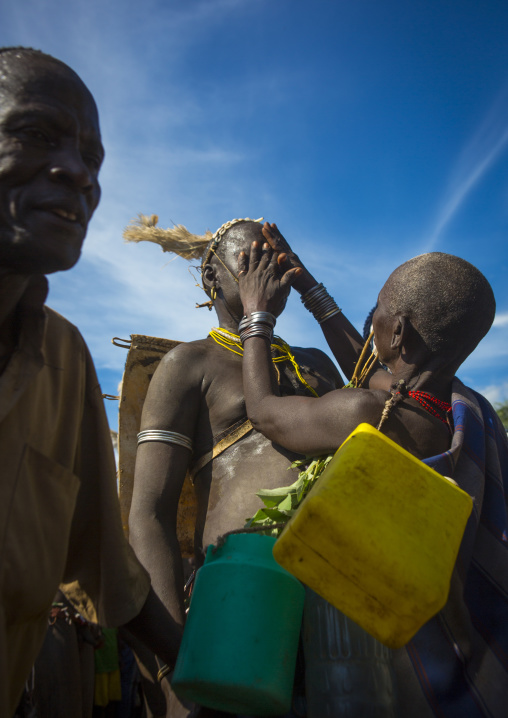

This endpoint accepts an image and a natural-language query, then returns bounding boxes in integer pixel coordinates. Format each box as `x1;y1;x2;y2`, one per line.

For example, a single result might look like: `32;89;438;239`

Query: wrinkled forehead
0;54;100;137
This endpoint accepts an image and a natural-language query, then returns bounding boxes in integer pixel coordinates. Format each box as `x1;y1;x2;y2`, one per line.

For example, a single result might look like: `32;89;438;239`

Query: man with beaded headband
124;214;348;717
236;229;508;718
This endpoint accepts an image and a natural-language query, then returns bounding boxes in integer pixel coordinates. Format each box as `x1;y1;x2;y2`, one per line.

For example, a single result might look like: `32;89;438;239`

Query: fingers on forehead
263;227;280;247
249;240;262;262
238;251;248;271
259;244;273;268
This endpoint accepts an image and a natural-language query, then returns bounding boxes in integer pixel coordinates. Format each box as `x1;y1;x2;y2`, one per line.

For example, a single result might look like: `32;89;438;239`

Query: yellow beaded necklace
345;330;379;388
209;327;319;398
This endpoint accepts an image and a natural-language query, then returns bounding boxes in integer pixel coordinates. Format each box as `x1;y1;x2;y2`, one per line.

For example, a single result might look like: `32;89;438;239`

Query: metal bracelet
249;311;276;327
239;312;276;333
300;283;341;323
301;284;331;309
317;307;343;324
300;283;325;303
137;430;193;451
239;323;274;344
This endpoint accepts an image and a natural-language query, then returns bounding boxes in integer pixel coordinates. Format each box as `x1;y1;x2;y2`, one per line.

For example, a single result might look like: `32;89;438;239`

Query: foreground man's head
0;47;104;275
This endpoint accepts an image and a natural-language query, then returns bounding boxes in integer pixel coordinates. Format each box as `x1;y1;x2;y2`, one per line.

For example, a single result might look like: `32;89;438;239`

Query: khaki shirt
0;276;150;715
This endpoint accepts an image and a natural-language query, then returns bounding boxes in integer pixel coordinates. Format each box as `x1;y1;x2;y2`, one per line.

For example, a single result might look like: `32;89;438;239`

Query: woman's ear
392;316;420;362
390;316;406;350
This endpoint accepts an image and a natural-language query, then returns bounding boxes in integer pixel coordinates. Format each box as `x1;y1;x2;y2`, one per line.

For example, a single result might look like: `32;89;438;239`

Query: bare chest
195;342;339;447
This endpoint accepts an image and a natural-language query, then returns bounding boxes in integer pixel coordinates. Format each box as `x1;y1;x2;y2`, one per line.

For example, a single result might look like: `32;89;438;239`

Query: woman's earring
211;286;217;301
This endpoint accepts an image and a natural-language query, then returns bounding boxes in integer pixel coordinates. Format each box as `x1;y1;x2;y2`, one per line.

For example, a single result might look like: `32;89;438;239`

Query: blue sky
2;0;508;429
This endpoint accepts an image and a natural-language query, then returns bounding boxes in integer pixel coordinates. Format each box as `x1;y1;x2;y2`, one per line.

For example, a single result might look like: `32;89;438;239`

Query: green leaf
262;507;287;521
245;508;271;526
257;475;305;504
278;494;293;512
245;453;334;531
258;495;287;509
256;488;293;507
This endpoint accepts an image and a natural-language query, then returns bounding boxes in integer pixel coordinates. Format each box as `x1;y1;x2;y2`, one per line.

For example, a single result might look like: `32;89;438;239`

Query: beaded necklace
209;327;319;398
345;330;379;388
349;332;453;433
407;390;452;428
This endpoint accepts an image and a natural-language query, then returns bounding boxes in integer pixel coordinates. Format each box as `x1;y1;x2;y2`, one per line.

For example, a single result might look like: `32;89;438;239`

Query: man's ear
202;263;218;294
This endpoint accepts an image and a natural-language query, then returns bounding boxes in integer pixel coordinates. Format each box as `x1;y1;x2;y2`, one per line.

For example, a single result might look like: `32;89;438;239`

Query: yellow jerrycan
273;423;473;649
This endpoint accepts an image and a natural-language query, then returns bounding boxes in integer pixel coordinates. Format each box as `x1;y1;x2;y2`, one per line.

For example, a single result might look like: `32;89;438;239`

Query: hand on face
238;240;302;317
261;222;315;294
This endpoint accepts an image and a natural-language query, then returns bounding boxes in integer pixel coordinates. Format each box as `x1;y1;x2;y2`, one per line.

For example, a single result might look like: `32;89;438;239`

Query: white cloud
460;326;508;371
474;381;508;406
424;82;508;250
493;312;508;327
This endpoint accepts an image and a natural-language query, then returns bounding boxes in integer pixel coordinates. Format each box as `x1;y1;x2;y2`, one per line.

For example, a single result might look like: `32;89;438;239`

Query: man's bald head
0;46;75;69
381;252;495;361
0;46;90;96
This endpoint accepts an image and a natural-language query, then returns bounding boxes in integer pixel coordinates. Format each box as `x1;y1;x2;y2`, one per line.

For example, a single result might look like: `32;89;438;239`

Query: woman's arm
260;222;366;380
238;242;381;454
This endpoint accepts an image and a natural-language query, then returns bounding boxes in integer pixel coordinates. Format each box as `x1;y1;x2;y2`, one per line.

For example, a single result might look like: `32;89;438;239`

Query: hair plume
123;214;212;261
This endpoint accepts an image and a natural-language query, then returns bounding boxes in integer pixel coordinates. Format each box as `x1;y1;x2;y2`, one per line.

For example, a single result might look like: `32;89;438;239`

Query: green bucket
171;533;305;716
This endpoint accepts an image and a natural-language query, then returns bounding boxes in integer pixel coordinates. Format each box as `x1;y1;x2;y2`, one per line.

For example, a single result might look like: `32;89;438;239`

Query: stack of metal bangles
300;282;342;324
137;429;193;451
239;311;277;344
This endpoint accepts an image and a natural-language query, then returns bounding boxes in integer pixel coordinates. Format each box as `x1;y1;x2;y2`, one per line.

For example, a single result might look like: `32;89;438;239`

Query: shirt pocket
2;444;80;622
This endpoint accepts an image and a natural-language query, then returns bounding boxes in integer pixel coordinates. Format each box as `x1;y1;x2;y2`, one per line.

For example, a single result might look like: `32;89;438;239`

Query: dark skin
259;222;368;381
0;54;103;372
238;239;456;461
129;222;343;716
0;54;180;671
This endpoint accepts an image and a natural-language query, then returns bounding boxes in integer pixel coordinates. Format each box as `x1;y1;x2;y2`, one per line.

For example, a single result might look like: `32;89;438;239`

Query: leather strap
189;419;253;482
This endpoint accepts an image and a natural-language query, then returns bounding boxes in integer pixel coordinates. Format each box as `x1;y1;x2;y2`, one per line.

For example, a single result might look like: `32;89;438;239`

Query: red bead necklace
408;390;452;428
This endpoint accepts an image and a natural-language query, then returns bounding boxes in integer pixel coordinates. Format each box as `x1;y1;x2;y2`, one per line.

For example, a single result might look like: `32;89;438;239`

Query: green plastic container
171;533;305;716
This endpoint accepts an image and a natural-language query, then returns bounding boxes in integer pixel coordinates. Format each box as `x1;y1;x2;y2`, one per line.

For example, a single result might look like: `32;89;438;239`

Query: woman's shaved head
382;252;495;360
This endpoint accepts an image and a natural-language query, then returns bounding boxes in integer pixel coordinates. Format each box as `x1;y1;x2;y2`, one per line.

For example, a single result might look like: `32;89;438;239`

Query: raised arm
260;222;366;380
128;344;202;651
237;242;382;455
